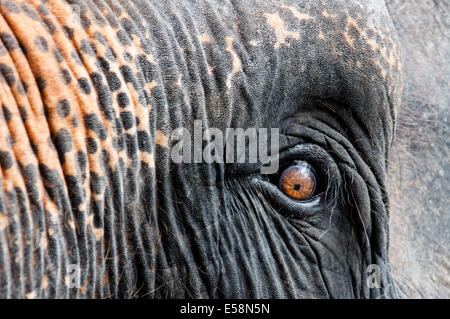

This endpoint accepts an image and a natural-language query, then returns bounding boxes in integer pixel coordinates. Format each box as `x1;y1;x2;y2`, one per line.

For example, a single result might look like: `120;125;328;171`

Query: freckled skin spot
60;69;72;85
52;129;73;162
120;111;135;130
43;18;56;34
2;105;12;121
225;36;242;90
56;99;71;118
84;114;107;140
0;63;16;87
25;291;37;299
322;10;338;19
86;137;98;154
4;1;20;14
63;26;74;39
0;151;13;169
156;130;168;148
0;214;9;232
173;74;183;87
78;78;92;94
198;34;211;43
34;36;48;52
117;92;130;108
264;12;300;49
281;5;312;21
0;33;19;50
35;77;47;91
18;106;27;121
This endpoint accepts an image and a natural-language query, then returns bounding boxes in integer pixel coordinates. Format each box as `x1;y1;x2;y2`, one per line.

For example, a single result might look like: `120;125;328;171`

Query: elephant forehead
0;0;402;129
242;0;402;107
188;0;403;152
268;2;400;74
151;0;403;134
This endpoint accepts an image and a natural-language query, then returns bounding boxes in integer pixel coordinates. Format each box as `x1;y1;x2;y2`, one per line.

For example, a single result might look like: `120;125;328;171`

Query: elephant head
0;0;447;298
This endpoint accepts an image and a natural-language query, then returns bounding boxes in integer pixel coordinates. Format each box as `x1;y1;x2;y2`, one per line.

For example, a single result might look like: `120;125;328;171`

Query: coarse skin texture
385;0;449;298
0;0;445;298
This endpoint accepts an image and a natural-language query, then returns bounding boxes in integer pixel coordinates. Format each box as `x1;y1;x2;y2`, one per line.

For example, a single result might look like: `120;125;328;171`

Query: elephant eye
279;161;316;201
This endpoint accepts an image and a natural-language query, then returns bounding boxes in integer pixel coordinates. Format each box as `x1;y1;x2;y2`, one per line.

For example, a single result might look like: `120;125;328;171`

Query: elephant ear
385;0;450;298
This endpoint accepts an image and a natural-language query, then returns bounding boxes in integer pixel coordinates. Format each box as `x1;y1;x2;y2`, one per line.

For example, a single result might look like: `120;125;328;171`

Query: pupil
293;184;301;191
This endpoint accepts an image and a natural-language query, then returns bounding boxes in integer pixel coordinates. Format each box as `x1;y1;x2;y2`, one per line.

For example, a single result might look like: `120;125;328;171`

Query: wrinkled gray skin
0;0;447;298
386;0;449;298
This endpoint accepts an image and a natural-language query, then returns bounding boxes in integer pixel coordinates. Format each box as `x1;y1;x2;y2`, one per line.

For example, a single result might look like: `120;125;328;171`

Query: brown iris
279;161;316;201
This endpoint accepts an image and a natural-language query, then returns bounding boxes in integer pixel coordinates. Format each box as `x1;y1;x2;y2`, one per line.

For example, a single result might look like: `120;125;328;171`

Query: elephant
384;0;449;298
0;0;447;298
